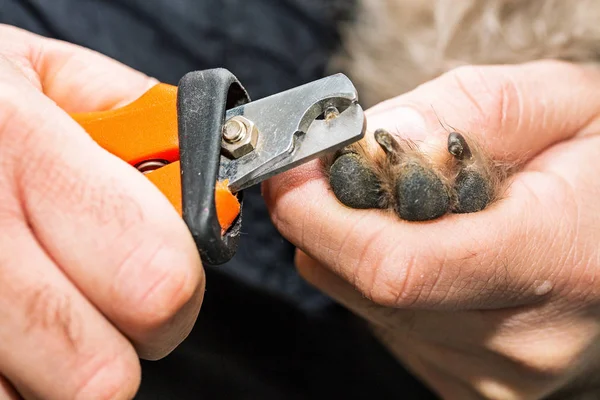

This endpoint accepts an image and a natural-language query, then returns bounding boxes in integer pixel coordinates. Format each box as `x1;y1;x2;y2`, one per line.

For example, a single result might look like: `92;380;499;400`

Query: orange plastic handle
70;83;241;232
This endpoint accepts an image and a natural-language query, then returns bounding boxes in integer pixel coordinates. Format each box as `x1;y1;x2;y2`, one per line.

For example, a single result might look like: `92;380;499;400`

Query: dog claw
448;131;472;160
374;128;403;160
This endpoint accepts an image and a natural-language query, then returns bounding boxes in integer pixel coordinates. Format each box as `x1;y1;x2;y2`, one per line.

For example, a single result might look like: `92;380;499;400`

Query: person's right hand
264;59;600;399
0;25;205;399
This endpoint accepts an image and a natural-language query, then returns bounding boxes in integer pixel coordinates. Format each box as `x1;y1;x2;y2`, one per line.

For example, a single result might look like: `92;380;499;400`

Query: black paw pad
452;170;491;213
395;162;450;221
329;153;382;209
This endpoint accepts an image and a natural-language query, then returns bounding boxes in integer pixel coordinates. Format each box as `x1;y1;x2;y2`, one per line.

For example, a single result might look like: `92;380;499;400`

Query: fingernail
366;106;428;141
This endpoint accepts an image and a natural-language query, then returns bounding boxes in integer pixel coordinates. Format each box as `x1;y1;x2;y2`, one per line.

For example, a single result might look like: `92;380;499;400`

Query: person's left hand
263;60;600;400
0;26;205;399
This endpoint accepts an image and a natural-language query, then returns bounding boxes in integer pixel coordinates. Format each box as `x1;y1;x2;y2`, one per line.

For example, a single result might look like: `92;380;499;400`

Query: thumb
364;59;600;161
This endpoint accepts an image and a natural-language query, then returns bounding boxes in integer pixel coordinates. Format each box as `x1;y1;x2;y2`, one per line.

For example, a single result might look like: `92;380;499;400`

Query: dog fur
333;0;600;107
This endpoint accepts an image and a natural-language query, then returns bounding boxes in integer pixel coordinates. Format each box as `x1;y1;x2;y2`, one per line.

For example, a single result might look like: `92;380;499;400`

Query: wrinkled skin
0;25;204;399
264;60;600;399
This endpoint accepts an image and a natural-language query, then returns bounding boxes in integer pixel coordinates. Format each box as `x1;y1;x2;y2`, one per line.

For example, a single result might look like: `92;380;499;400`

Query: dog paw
327;128;505;222
446;131;496;214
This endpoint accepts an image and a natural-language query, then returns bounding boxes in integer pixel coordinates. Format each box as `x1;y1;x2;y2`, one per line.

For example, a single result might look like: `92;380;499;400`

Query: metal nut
136;159;169;174
221;116;259;159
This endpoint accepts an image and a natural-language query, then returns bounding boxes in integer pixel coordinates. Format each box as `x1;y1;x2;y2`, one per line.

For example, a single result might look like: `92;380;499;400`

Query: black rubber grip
177;68;250;265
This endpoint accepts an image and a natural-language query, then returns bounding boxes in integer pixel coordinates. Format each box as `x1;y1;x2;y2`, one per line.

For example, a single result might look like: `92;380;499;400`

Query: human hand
264;60;600;399
0;25;204;399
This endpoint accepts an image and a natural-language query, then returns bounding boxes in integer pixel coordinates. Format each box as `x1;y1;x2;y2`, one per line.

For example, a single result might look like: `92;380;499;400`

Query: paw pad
327;128;505;222
329;152;383;209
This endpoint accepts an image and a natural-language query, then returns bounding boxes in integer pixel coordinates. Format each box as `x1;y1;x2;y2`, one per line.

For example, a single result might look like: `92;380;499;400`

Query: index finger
264;60;600;310
0;24;157;112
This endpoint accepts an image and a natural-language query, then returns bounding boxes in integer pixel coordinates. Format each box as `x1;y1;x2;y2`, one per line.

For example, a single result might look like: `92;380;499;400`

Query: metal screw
324;106;340;121
136;159;169;174
223;118;248;143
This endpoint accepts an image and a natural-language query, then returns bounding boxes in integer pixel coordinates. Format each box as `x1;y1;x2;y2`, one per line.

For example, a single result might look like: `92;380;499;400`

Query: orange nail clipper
71;69;365;265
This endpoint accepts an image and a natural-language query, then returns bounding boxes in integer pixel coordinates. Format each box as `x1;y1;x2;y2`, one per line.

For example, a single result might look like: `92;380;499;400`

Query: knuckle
443;64;522;138
0;81;27;149
488;329;590;379
358;244;426;308
366;275;404;308
111;238;202;330
74;349;141;400
22;160;146;234
0;94;65;200
24;285;82;351
15;140;65;205
360;236;501;309
77;180;145;230
341;230;398;307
